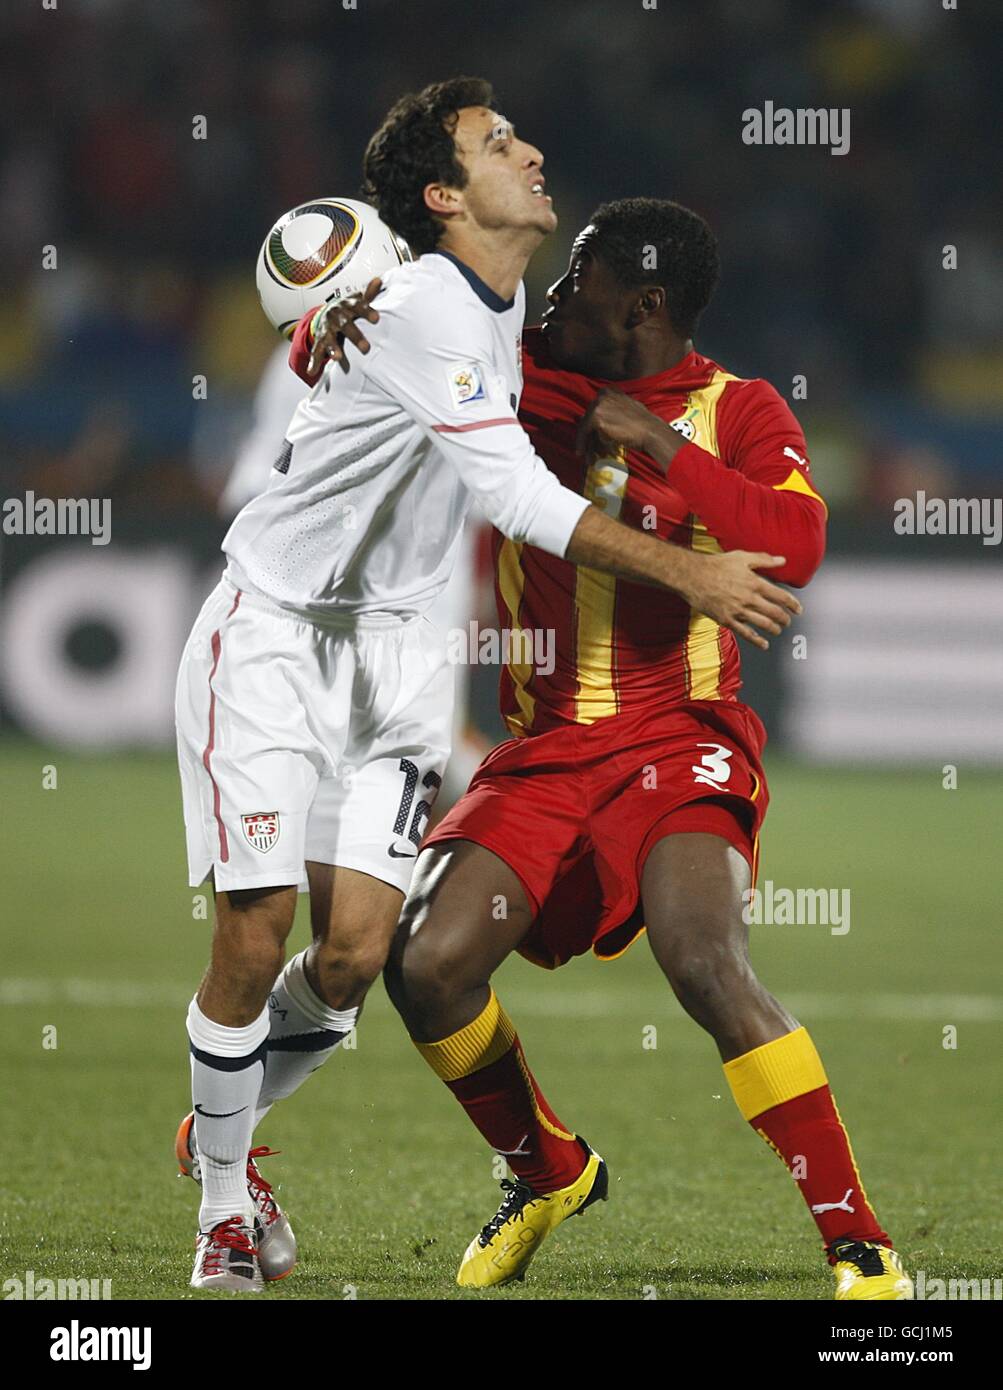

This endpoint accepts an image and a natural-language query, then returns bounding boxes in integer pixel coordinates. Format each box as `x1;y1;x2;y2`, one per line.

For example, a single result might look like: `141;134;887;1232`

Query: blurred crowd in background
1;0;1001;529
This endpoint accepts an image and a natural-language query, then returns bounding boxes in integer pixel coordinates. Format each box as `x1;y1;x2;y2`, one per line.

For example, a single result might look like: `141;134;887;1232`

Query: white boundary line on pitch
1;978;1002;1022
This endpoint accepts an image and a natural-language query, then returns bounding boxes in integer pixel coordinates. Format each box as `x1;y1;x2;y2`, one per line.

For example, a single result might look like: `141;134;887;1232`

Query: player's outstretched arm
291;278;798;647
565;506;800;650
577;385;826;588
347;289;799;649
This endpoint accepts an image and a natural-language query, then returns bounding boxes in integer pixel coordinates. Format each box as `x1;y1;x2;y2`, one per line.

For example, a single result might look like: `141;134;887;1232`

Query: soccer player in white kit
220;336;491;807
174;77;797;1291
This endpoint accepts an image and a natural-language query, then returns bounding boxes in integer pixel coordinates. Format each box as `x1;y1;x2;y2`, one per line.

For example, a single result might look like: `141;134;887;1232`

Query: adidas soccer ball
256;197;411;338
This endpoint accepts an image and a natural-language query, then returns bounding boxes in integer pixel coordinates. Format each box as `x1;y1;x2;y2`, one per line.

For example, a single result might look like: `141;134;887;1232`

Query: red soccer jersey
496;328;827;737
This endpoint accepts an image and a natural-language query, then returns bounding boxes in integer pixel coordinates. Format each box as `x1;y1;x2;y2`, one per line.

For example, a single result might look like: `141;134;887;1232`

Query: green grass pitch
2;742;1000;1300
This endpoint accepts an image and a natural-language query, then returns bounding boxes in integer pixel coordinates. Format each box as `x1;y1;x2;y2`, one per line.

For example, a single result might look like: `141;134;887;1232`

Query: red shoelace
246;1146;281;1226
201;1217;256;1274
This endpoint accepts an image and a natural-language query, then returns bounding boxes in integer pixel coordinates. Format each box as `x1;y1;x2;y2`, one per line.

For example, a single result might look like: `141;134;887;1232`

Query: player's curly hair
362;77;496;256
588;198;720;337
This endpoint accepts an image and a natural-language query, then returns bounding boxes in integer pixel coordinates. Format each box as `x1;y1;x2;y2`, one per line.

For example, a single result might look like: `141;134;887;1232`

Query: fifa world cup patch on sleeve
241;812;280;853
446;362;486;408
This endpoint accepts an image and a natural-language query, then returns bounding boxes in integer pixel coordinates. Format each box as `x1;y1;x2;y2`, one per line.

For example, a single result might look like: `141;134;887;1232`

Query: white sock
187;998;268;1232
254;950;358;1128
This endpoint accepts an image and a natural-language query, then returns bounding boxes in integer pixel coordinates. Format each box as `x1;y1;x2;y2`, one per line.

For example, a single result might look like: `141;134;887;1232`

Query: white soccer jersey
215;322;491;814
222;251;589;619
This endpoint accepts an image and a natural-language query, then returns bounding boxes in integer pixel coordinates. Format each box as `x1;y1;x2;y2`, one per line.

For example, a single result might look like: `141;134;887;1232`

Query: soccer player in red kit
295;198;912;1300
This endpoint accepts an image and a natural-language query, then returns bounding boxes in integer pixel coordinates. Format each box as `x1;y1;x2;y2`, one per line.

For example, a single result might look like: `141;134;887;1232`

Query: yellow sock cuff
723;1026;828;1122
415;990;517;1083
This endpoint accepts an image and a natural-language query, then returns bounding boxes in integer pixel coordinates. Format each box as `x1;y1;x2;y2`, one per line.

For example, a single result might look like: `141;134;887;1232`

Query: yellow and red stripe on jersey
499;335;760;736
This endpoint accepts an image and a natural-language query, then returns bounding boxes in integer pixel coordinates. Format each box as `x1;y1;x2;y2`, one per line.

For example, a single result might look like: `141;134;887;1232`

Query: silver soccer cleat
175;1112;298;1281
247;1147;298;1281
191;1217;264;1292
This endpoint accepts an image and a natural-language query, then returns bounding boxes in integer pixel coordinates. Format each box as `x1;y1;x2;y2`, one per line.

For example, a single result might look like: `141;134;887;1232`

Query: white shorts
176;578;453;894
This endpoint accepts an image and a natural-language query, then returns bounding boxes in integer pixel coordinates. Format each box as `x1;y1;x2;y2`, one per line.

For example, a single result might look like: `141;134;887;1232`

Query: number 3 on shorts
692;742;734;790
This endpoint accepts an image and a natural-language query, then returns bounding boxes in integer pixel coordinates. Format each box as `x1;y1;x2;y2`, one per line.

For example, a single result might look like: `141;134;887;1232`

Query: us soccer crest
241;812;280;853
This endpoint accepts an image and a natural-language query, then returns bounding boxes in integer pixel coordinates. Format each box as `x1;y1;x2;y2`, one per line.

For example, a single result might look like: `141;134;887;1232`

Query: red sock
752;1086;890;1252
724;1027;890;1256
414;990;585;1193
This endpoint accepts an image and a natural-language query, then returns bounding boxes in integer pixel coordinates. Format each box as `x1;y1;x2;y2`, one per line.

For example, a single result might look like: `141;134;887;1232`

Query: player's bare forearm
566;505;694;591
639;416;686;470
565;505;801;650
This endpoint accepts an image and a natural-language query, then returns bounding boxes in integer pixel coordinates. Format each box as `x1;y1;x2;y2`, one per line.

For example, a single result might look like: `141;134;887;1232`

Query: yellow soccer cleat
457;1140;608;1288
829;1239;914;1300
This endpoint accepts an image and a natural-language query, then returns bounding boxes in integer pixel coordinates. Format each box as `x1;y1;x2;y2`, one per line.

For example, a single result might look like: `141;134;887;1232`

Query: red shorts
423;699;769;968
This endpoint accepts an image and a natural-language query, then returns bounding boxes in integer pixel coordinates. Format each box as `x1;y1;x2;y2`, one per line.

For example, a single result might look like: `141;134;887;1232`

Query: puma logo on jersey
783;445;808;470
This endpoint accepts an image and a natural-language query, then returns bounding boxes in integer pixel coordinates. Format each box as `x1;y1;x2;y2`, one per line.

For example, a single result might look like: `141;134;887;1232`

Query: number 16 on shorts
387;758;442;860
